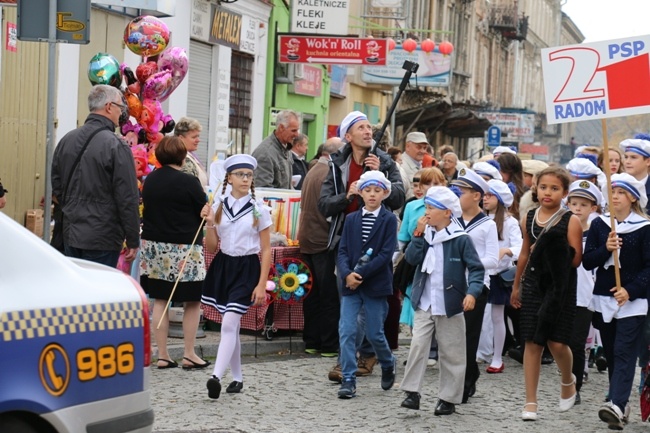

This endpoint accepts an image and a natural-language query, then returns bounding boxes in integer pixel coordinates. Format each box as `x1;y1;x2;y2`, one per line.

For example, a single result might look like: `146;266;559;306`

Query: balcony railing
489;5;528;42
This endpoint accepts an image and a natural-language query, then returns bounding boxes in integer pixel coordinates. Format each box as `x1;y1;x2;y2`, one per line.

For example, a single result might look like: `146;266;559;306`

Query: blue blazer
337;206;397;297
405;233;485;318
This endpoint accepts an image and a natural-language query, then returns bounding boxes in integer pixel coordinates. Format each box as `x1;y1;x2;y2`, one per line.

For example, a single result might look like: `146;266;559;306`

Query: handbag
497;266;517;288
51;126;110;251
393;255;417;297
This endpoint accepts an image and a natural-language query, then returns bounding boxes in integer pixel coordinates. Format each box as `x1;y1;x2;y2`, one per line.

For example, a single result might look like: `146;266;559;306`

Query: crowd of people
49;90;650;429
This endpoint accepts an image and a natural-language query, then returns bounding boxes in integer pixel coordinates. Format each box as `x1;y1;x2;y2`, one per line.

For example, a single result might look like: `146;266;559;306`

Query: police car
0;213;153;433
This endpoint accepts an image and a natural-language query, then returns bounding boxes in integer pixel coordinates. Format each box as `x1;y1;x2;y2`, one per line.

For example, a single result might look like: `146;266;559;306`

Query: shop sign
209;4;241;49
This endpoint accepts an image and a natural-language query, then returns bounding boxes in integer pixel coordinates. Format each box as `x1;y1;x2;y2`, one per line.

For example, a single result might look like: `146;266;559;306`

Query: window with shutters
229;51;254;154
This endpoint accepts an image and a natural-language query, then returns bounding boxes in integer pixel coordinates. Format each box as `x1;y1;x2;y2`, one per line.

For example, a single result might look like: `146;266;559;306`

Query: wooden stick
601;119;622;292
156;215;207;330
156;193;214;330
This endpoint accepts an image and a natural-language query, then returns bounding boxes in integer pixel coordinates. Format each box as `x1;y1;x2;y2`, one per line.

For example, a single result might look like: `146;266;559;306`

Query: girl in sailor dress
200;154;272;400
482;179;522;374
583;173;650;429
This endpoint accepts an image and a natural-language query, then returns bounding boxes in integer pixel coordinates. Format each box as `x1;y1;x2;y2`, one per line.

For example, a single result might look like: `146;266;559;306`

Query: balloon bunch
87;15;188;162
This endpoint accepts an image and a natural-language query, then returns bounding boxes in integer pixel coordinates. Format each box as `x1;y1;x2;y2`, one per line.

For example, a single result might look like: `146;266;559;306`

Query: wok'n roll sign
542;35;650;124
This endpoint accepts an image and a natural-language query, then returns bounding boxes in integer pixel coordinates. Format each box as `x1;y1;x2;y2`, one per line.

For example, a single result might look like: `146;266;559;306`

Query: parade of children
135;127;650;430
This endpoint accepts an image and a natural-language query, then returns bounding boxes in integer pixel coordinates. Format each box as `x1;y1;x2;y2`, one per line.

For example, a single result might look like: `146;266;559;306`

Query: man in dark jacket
318;111;405;251
318;111;405;381
52;84;139;267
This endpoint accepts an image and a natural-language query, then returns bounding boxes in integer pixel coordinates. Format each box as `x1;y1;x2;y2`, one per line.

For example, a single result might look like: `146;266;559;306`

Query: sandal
182;357;211;370
559;374;577;412
522;402;538;421
156;359;178;369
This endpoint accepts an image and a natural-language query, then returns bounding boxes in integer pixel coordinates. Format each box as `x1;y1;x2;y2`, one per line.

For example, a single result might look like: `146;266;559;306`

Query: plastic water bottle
354;248;373;272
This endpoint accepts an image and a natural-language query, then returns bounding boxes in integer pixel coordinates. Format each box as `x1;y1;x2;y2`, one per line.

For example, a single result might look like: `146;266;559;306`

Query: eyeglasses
110;101;126;110
230;172;253;180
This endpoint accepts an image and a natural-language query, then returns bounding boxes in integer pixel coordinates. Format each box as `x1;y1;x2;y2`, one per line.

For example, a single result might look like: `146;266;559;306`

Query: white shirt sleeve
505;216;523;262
481;221;500;272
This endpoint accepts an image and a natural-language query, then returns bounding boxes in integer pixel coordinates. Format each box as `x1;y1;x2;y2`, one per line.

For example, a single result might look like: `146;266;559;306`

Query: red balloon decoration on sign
402;38;417;53
439;41;454;56
421;38;435;53
387;38;396;51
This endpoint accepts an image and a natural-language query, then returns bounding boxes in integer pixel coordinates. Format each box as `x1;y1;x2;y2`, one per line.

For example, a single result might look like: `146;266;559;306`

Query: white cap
473;161;503;181
568;180;604;206
574;145;587;157
450;167;490;193
338;111;368;139
224;154;257;172
358;170;392;193
620;138;650;158
487;179;514;208
566;157;605;187
521;159;549;176
606;173;648;210
405;131;428;144
493;146;516;156
424;186;462;218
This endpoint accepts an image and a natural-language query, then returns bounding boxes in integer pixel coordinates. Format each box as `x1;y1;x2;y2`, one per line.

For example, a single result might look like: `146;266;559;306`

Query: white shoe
522;402;538;421
559;374;577;412
427;358;438;367
599;401;624;430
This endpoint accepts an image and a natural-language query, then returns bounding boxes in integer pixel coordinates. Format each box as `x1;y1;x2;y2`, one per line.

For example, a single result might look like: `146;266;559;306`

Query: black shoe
226;381;243;393
596;356;608;372
381;358;396;390
401;392;420;410
508;347;524;364
207;376;221;399
434;399;455;416
575;392;581;405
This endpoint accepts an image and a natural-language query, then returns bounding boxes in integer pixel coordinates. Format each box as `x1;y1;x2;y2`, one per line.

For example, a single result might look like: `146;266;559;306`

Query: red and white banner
542;35;650;124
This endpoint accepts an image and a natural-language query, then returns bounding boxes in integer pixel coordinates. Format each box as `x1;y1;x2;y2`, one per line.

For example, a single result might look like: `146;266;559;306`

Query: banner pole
601;118;622;291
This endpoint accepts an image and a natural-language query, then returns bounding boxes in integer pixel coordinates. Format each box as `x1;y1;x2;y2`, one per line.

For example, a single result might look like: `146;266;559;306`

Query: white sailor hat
487;179;514;208
338;111;368;139
566;157;603;180
493;146;516;156
574;145;587;157
358;170;392;193
521;159;549;176
424;186;462;218
607;173;648;209
473;161;503;181
568;180;604;206
224;154;257;172
620;138;650;158
450;167;490;194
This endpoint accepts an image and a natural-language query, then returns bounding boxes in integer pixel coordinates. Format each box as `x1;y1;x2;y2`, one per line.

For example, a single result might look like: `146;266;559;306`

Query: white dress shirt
464;216;498;287
212;193;272;256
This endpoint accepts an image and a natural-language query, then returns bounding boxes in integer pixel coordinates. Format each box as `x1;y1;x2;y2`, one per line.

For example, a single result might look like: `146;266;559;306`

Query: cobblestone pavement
150;331;649;432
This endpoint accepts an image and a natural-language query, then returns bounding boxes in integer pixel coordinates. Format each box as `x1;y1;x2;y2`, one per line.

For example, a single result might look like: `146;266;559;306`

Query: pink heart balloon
157;47;188;97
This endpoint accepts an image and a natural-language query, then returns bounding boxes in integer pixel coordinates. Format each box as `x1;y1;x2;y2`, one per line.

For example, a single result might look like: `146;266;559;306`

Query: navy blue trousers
593;312;645;410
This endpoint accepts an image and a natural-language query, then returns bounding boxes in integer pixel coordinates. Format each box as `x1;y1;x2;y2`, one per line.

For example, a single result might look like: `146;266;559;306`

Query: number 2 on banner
549;48;605;103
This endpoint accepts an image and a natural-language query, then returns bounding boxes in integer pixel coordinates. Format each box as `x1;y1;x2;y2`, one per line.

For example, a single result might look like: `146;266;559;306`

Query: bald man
440;152;459;185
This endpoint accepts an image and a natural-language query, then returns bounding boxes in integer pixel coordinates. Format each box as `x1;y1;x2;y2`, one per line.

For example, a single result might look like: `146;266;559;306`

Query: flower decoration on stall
268;258;312;304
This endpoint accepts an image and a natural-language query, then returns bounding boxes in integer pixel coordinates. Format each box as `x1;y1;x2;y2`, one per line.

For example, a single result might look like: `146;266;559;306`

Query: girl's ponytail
215;174;228;225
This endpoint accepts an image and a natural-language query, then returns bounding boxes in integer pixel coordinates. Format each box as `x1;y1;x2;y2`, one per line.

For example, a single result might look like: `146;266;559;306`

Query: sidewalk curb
163;337;413;360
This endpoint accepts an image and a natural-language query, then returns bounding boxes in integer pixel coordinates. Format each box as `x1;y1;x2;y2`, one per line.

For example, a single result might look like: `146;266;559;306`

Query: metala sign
209;4;242;49
542;34;650;124
290;0;350;35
